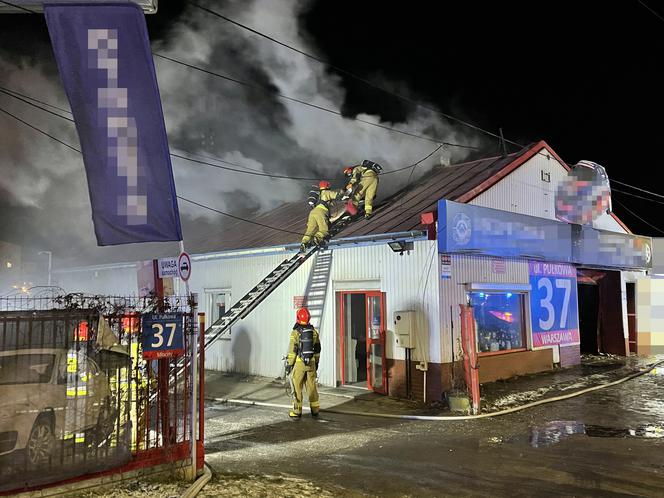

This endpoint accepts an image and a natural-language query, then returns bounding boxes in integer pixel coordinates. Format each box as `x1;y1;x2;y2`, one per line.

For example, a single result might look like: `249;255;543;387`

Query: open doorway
338;291;386;393
578;283;599;354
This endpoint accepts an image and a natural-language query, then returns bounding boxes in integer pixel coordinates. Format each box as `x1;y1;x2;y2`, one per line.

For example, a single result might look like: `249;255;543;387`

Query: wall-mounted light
5;261;12;269
388;240;414;255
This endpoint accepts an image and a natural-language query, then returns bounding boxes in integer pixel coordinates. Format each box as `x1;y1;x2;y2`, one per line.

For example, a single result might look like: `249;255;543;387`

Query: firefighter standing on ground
344;160;381;218
285;308;321;418
300;180;344;251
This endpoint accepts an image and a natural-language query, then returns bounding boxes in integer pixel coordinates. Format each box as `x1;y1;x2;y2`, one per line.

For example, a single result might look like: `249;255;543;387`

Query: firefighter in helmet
285;307;321;418
344;160;381;219
300;180;344;252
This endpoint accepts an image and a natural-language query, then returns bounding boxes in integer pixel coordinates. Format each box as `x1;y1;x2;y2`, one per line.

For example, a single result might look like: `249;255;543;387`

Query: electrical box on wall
394;310;416;348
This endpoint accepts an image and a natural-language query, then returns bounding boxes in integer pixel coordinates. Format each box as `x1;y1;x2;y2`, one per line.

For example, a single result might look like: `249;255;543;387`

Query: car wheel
26;415;55;468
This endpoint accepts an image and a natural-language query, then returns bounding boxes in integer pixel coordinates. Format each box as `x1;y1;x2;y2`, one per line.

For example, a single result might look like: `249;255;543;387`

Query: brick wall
386;360;453;403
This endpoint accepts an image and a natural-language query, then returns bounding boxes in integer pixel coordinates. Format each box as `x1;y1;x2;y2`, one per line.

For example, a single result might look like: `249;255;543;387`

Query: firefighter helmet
296;307;311;325
319;180;331;190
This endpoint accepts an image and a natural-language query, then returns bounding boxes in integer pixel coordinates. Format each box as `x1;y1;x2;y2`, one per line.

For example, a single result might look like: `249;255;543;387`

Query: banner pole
180;239;197;480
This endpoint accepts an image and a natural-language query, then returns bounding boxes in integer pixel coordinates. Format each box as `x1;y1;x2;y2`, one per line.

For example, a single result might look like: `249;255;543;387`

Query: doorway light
388;240;414;254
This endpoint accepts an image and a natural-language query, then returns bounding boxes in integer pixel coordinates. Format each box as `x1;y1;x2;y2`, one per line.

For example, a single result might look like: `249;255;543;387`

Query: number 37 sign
141;313;185;359
529;262;580;348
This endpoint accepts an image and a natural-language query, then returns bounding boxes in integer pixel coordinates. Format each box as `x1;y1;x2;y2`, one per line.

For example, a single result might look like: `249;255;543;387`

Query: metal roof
190;145;535;253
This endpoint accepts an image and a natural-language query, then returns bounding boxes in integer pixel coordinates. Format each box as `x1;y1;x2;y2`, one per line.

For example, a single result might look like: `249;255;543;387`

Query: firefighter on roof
300;180;344;252
285;307;321;419
344;160;382;219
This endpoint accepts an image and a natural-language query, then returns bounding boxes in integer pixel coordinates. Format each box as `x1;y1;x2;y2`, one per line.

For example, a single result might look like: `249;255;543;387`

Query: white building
56;141;651;402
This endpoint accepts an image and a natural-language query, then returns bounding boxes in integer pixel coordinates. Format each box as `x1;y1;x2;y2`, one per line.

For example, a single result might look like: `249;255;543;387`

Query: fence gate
0;294;204;494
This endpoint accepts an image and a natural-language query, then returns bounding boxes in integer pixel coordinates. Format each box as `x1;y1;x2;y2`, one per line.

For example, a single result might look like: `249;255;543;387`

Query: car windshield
0;354;56;385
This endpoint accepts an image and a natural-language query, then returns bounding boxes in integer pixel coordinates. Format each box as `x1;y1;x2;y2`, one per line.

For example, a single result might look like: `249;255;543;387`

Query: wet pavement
204;362;664;497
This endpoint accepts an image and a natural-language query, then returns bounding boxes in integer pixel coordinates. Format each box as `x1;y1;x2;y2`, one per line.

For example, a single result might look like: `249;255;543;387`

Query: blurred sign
529;262;579;347
555;160;612;225
440;254;452;279
438;200;652;270
141;313;184;359
491;258;506;274
158;257;178;278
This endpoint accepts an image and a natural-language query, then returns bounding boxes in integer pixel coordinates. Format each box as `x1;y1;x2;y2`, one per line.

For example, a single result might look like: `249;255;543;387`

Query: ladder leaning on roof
203;211;356;350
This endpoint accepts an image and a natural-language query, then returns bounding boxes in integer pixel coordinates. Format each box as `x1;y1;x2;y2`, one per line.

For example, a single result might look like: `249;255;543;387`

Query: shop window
468;291;526;354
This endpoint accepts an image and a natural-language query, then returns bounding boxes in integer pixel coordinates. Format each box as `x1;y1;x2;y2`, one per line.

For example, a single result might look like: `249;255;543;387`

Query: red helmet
319;180;330;190
343;167;354;176
296;307;310;325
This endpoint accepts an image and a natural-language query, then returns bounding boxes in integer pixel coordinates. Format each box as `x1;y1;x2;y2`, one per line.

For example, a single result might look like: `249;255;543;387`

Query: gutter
54;230;428;274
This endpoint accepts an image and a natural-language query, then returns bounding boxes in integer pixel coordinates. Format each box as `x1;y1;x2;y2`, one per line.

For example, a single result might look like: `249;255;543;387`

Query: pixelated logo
88;28;147;225
644;241;652;266
452;212;472;245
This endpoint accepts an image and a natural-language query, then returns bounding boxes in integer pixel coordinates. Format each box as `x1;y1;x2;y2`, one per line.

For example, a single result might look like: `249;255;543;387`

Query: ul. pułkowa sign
528;262;579;347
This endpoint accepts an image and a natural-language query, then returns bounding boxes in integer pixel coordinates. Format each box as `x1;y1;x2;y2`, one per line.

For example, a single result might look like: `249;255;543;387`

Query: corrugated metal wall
471;149;626;233
439;254;530;363
53;239;441;388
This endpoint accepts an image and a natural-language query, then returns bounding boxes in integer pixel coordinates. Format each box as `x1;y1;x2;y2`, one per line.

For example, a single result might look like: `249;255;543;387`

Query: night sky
0;0;663;265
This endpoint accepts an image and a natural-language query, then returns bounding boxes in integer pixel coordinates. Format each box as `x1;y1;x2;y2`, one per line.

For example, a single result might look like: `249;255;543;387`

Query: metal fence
0;294;200;494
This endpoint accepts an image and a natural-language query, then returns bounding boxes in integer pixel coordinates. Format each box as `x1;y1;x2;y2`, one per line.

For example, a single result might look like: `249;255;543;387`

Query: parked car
0;348;116;468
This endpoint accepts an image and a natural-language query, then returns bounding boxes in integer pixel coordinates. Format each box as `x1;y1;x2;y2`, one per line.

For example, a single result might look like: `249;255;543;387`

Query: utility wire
0;102;305;235
0;86;73;115
0;87;74;122
152;52;476;149
610;179;664;201
613;198;664;235
637;0;664;23
176;196;302;235
0;105;80;153
190;2;507;143
0;0;37;14
1;86;446;179
612;187;664;206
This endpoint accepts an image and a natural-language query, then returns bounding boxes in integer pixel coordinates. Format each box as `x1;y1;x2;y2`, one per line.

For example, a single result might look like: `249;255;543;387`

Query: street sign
529;262;579;347
141;313;184;359
158;257;179;278
178;252;191;281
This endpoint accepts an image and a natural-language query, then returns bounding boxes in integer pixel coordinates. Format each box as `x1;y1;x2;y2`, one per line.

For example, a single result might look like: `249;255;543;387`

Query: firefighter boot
289;410;302;419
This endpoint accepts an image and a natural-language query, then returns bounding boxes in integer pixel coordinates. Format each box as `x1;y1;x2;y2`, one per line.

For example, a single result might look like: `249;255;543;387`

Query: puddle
530;420;664;447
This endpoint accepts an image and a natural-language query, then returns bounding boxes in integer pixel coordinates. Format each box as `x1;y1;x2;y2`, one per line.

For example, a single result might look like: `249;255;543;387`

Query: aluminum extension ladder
203;211;356;350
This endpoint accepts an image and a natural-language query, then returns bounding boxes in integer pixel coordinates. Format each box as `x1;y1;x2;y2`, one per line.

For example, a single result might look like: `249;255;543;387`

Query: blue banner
437;199;573;262
45;3;182;245
437;199;652;270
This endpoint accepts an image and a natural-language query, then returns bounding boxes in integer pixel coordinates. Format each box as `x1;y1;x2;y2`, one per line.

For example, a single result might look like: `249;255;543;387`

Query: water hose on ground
180;463;212;498
210;360;664;421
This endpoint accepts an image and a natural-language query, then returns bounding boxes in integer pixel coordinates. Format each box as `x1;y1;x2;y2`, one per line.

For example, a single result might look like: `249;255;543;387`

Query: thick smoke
0;0;482;269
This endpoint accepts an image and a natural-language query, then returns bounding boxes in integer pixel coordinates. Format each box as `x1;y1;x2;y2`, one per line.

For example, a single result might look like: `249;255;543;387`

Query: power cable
176;196;302;235
0;0;37;14
610;179;664;201
612;198;664;235
637;0;664;23
611;187;664;206
0;105;80;153
189;2;507;143
152;52;477;149
0;86;73;115
0;87;74;122
0;102;305;235
1;86;446;179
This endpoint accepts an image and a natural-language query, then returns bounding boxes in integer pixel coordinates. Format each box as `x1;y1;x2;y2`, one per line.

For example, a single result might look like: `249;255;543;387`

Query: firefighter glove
285;364;292;375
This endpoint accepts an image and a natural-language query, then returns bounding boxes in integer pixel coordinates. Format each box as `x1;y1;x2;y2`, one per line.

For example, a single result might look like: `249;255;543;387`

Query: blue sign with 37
141;313;184;359
528;262;579;347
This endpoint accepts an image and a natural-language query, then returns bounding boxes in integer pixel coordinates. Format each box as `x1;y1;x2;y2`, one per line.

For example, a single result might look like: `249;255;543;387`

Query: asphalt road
204;371;664;497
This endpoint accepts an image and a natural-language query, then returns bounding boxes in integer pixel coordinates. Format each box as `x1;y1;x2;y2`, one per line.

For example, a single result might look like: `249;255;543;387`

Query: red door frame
338;291;387;393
